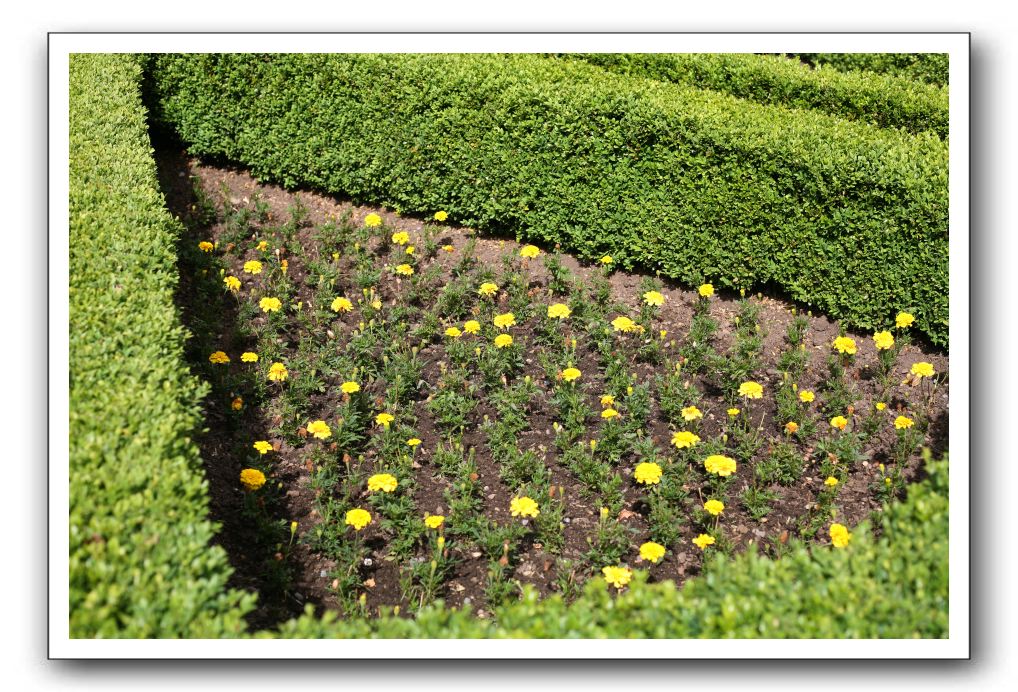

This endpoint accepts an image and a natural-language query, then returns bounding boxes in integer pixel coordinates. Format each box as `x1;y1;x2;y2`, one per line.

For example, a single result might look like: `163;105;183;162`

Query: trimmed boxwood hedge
797;53;950;87
146;53;949;346
566;53;948;139
69;53;254;637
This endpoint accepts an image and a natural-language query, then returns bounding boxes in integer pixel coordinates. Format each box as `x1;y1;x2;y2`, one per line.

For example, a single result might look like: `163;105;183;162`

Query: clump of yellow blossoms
434;211;448;222
367;473;398;493
600;255;614;265
253;440;273;455
209;351;230;364
260;297;282;313
602;565;633;590
561;367;581;382
633;462;663;485
640;542;666;563
442;244;454;253
345;508;372;530
698;283;714;298
493;312;516;329
894;415;914;430
224;275;241;292
391;231;410;245
240;468;266;492
876;402;887;411
519;245;541;258
642;290;664;307
332;297;353;313
376;412;395;428
445;327;462;338
241;352;258;363
494;334;513;348
424;514;445;529
478;282;499;297
510;496;540;518
873;331;895;350
600;394;615;407
341;381;360;394
704;455;737;476
601;408;619;419
692;534;715;550
267;362;288;382
364;213;382;227
829;523;851;548
798;390;815;403
727;407;740;417
243;260;263;274
256;240;268;252
824;476;839;487
681;405;703;422
611;315;638;333
198;241;214;252
395;264;414;276
703;499;725;516
911;362;935;379
738;381;763;399
671;430;700;449
784;421;799;435
407;438;422;447
463;320;480;334
547;303;571;319
896;312;915;329
231;397;244;410
830;415;848;430
832;336;857;355
307;420;332;439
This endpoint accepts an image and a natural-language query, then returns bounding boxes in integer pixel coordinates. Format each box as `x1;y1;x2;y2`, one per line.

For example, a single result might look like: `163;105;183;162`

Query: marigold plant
364;213;382;227
241;352;258;363
340;380;360;394
510;496;540;518
698;283;714;298
332;297;353;313
639;542;666;564
367;473;398;493
253;440;272;454
692;534;715;550
259;297;282;313
267;362;288;382
493;312;516;329
494;334;513;348
829;523;851;548
642;290;664;306
547;303;571;319
239;468;266;492
671;430;701;449
209;351;230;364
704;454;737;476
345;508;372;530
243;260;263;274
519;244;540;258
832;336;857;355
633;462;663;485
738;381;763;399
703;499;725;516
601;565;633;590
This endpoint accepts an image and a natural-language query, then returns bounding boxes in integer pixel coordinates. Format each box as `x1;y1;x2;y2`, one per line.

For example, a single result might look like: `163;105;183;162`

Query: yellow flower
494;334;513;348
493;312;516;329
633;462;663;485
345;508;372;531
601;408;620;419
681;405;703;422
561;367;582;382
395;264;414;276
727;407;740;417
873;331;895;350
829;523;851;548
478;282;499;297
600;394;615;407
602;565;633;589
198;241;214;252
640;542;666;564
703;499;725;516
253;440;273;455
830;415;848;430
209;351;230;364
832;336;857;355
462;320;481;335
240;468;266;491
698;283;714;298
911;362;935;379
671;430;701;449
738;381;763;399
445;326;463;338
692;534;715;550
894;415;914;430
784;421;799;435
367;473;398;493
364;213;382;227
341;381;360;394
243;260;263;274
332;297;354;313
824;476;839;487
611;315;637;333
424;514;445;529
405;246;415;255
241;352;258;363
642;290;665;307
434;211;448;222
267;362;288;382
281;259;288;275
798;390;815;403
307;420;332;440
600;255;614;265
407;438;422;447
231;396;244;411
376;412;395;428
256;240;268;251
547;303;572;319
391;231;410;245
896;312;915;329
704;455;737;476
519;244;540;258
876;402;887;411
224;275;241;292
442;244;455;253
260;297;282;313
510;496;540;518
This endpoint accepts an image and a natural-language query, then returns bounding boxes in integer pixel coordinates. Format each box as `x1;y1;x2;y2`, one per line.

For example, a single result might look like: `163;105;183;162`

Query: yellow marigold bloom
405;246;415;255
640;542;666;564
561;367;582;382
198;241;214;252
434;211;448;222
442;244;455;253
493;312;516;329
601;408;620;419
704;455;737;477
240;468;266;491
209;351;230;364
600;255;614;265
698;283;714;298
873;331;895;350
738;381;763;399
407;438;422;447
257;240;268;251
391;231;410;245
395;264;414;276
364;213;382;227
830;415;848;431
345;508;372;531
510;496;540;518
367;473;398;493
253;440;273;455
463;320;480;334
727;407;740;417
267;362;288;382
424;514;445;529
876;402;887;411
224;275;241;292
376;412;395;428
602;565;633;589
911;362;935;379
703;499;725;516
241;352;258;363
611;315;637;333
896;312;915;329
642;290;665;307
692;534;715;550
494;334;513;348
829;523;851;548
307;420;333;440
547;303;572;319
243;260;263;274
445;326;463;338
784;421;799;435
332;297;353;313
478;282;499;297
633;462;663;485
281;259;289;275
519;244;540;258
231;396;244;411
681;405;703;422
600;394;615;407
260;297;282;313
894;415;915;430
824;476;839;487
340;381;360;394
798;390;815;403
832;336;857;355
671;430;701;449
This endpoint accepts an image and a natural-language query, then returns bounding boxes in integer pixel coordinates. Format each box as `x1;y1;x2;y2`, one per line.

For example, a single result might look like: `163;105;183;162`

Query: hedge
566;53;948;139
796;53;949;87
69;53;254;637
146;53;950;346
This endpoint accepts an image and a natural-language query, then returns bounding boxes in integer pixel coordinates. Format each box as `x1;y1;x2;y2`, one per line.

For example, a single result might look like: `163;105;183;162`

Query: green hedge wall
797;53;950;87
69;53;254;637
567;53;948;139
147;53;949;346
